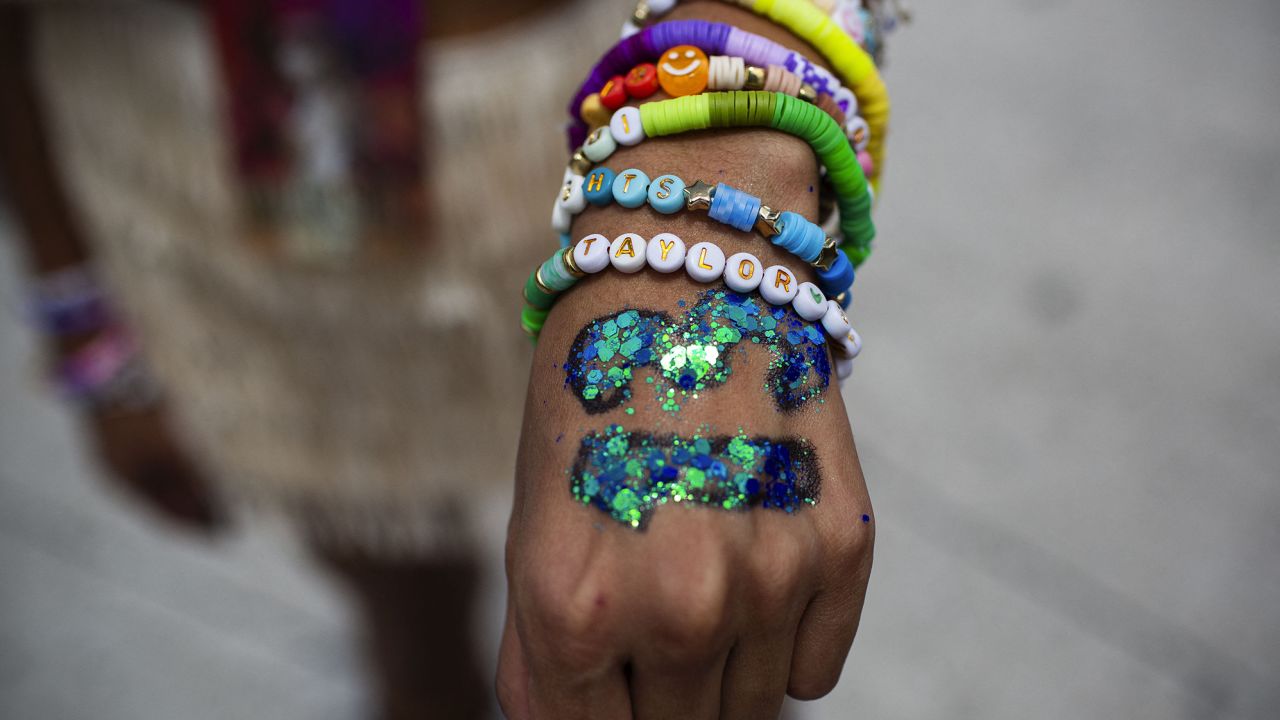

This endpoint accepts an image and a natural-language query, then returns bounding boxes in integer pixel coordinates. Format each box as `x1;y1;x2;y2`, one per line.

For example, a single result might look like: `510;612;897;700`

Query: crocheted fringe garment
30;0;615;555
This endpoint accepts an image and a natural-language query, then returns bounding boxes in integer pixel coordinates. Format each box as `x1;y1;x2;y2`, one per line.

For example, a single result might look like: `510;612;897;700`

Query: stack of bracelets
522;0;901;385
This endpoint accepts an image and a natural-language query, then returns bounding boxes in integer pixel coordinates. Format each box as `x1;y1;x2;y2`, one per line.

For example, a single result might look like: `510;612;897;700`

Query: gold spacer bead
755;206;781;237
798;84;817;104
562;246;586;278
685;180;714;212
814;237;839;270
834;292;849;307
534;267;555;297
569;151;592;176
744;66;766;91
632;1;650;24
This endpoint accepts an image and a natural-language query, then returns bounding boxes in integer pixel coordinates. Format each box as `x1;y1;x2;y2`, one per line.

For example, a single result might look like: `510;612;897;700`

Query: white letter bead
821;300;853;340
792;282;828;321
609;233;648;273
582;126;617;162
573;233;611;273
610;107;645;146
847;116;871;151
685;242;726;282
648;0;677;12
551;201;572;233
760;265;800;305
646;232;687;273
723;252;763;292
557;174;587;213
835;356;854;381
834;328;863;359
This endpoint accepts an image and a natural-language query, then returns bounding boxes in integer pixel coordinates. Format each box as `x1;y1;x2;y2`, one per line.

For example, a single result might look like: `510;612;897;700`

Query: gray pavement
3;0;1279;718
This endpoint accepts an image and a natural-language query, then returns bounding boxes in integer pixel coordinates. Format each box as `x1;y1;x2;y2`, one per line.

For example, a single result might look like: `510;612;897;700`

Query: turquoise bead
647;175;686;214
559;233;572;248
584;168;616;207
612;168;650;209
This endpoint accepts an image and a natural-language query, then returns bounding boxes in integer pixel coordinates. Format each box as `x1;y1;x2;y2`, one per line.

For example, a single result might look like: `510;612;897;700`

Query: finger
527;662;631;720
497;598;531;720
719;621;801;719
629;647;730;720
786;550;873;701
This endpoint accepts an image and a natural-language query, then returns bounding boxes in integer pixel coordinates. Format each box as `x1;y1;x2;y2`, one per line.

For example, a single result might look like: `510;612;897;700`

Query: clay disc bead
573;234;611;273
760;265;800;305
609;233;648;273
724;252;763;292
685;242;726;282
646;232;687;273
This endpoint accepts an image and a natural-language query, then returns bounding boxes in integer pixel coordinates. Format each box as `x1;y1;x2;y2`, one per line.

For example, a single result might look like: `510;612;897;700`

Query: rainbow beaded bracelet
557;91;876;265
521;232;862;373
568;19;862;149
615;5;891;187
551;168;856;298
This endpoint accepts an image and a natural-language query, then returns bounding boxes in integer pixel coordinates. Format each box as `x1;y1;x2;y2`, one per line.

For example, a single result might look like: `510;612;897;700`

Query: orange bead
657;45;709;97
624;63;660;99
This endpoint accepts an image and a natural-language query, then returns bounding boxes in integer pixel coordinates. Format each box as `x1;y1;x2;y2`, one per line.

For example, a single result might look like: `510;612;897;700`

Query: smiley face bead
658;45;709;97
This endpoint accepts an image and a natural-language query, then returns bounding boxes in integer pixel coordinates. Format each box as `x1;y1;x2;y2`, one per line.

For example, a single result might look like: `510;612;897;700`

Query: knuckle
524;573;615;667
749;532;809;606
788;667;842;701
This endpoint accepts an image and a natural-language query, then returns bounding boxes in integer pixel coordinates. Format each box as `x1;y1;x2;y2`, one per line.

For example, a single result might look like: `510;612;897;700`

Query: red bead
599;75;628;110
624;63;660;99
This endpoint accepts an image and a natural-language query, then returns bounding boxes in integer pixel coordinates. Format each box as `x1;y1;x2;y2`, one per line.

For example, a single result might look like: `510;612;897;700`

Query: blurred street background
2;0;1278;718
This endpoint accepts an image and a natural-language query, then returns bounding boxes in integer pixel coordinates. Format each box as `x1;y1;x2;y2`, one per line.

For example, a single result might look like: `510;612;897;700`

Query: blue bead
559;233;572;248
647;175;686;214
708;184;761;233
612;168;651;209
584;168;616;207
817;250;855;297
774;212;824;263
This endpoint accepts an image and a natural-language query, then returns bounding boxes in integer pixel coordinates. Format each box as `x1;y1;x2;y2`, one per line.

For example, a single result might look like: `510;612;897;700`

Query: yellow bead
580;93;612;129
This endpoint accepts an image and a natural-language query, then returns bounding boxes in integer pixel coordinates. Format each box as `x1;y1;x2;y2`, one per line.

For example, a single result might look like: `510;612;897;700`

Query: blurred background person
0;0;609;716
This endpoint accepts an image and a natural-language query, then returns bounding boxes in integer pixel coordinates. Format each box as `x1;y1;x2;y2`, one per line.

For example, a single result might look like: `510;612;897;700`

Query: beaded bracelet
583;52;854;133
521;233;862;368
616;4;891;186
27;266;114;336
626;0;904;63
568;20;862;149
54;325;162;410
556;91;875;265
552;168;856;298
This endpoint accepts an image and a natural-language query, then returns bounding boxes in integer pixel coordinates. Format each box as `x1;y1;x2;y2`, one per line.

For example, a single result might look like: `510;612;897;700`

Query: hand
86;403;226;533
497;274;875;719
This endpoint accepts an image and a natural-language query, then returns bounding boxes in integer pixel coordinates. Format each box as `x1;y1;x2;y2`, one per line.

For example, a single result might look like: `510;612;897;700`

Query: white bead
847;116;870;151
609;233;648;273
582;126;617;162
648;0;677;13
610;107;645;146
573;234;611;274
835;356;854;381
760;265;800;305
620;21;640;39
792;282;828;321
685;242;726;282
557;174;587;214
551;201;571;233
646;232;686;273
833;86;858;117
834;328;863;359
821;300;853;340
723;252;763;292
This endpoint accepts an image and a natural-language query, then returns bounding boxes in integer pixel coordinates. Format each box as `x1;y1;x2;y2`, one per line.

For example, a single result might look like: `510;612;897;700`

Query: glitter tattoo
564;290;831;415
572;425;821;529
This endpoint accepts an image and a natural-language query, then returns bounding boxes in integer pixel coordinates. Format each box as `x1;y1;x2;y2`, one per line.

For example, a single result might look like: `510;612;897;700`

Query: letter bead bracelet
552;169;856;299
580;49;859;139
569;20;864;150
616;5;891;186
556;91;876;265
520;233;863;372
